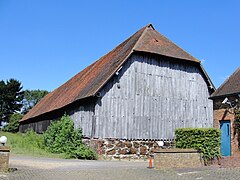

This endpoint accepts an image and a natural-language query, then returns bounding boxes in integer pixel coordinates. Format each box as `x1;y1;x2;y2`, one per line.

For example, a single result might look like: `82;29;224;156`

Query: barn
20;24;215;157
210;67;240;157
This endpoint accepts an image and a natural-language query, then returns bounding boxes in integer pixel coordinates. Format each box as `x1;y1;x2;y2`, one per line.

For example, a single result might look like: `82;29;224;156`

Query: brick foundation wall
83;138;174;160
154;149;203;169
213;108;240;157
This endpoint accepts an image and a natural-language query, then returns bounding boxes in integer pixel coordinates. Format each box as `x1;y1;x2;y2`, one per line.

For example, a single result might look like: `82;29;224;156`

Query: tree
2;113;23;132
22;89;49;114
0;79;24;124
0;81;6;122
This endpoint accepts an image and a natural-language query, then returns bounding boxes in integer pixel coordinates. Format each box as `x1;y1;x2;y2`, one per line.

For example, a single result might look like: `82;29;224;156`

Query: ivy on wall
175;128;221;165
233;101;240;149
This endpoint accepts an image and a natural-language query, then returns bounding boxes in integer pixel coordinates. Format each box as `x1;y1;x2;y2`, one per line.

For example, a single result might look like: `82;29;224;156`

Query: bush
175;128;220;164
43;114;96;159
3;113;23;133
71;144;97;160
43;114;82;153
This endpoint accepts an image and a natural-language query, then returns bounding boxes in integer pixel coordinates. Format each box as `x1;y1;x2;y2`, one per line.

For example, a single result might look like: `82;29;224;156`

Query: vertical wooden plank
79;54;214;140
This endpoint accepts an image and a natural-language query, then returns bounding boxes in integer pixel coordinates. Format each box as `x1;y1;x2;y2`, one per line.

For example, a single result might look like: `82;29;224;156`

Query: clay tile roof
211;67;240;98
133;24;199;62
21;24;208;122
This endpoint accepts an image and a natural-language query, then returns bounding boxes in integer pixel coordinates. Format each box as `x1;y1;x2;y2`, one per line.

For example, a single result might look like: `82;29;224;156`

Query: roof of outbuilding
21;24;212;122
211;67;240;98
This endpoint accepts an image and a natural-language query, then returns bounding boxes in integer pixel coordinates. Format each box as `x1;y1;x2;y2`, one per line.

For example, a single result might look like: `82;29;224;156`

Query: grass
0;131;66;158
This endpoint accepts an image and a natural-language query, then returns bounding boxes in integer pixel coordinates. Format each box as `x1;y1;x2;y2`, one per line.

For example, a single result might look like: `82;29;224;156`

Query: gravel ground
1;156;240;180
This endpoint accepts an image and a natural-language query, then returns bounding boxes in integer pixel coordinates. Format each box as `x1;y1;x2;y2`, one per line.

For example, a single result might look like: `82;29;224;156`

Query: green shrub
43;114;96;159
71;144;97;160
175;128;220;164
3;113;23;133
43;114;81;153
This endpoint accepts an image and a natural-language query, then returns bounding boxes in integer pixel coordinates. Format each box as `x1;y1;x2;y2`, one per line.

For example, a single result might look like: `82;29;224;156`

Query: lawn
0;131;66;158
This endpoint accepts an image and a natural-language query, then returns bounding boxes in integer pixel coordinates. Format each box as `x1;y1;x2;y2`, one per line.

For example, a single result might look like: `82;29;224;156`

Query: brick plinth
0;146;10;172
154;149;203;169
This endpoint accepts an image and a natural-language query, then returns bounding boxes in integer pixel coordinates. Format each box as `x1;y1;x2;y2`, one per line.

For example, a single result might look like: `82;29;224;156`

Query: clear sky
1;0;239;91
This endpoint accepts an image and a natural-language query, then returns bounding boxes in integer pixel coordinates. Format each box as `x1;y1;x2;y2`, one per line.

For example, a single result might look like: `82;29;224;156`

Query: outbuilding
210;67;240;157
20;24;215;157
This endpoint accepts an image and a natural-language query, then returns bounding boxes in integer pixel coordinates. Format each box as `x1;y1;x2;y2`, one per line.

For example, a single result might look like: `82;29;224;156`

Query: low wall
154;149;203;169
83;138;174;160
0;146;10;172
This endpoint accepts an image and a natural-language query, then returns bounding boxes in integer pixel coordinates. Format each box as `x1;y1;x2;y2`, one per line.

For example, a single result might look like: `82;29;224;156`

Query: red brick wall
213;108;240;157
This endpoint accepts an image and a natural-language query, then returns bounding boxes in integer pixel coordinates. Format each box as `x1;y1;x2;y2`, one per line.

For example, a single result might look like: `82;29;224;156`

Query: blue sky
0;0;239;91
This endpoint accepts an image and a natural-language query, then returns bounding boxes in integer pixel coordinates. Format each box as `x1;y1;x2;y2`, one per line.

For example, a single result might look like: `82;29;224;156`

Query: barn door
220;121;231;156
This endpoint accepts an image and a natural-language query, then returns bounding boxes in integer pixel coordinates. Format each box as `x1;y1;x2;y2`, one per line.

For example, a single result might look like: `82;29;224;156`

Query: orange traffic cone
148;156;154;169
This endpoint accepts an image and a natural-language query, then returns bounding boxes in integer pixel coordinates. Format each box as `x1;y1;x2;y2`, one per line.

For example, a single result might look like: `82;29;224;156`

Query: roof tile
211;67;240;98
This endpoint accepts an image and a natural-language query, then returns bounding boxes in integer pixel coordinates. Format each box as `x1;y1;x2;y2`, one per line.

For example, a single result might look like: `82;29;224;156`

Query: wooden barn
20;24;215;143
210;67;240;157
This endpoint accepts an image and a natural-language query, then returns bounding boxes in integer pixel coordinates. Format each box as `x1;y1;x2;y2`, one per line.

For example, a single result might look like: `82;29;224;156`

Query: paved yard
1;156;240;180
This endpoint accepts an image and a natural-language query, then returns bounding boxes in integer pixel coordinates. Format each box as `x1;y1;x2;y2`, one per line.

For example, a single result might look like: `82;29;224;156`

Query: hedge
175;128;220;164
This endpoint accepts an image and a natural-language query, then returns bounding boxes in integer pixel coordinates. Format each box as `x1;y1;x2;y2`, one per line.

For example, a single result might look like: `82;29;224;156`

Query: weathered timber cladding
21;53;213;139
72;53;213;139
69;103;95;137
19;98;95;133
19;119;51;133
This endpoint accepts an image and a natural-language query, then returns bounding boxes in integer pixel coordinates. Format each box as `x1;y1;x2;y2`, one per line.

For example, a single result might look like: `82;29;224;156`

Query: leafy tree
0;81;6;122
0;79;24;124
22;89;49;114
3;113;23;132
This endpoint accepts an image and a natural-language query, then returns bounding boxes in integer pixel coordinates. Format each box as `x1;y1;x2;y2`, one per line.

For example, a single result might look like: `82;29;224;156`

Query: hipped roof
211;67;240;98
21;24;213;122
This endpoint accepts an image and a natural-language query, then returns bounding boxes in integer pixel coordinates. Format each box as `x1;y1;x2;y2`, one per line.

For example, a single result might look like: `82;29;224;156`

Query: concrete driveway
1;155;240;180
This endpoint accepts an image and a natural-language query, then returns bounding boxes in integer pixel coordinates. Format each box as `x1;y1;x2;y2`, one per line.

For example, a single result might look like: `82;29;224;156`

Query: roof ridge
132;25;200;62
92;25;148;96
147;23;155;30
132;24;154;51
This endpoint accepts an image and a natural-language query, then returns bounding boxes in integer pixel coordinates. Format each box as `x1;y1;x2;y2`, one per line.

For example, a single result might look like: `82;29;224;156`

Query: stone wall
154;149;203;169
83;138;174;160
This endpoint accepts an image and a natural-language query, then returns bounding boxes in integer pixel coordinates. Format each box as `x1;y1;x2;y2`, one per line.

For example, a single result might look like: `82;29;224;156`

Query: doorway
220;120;231;156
